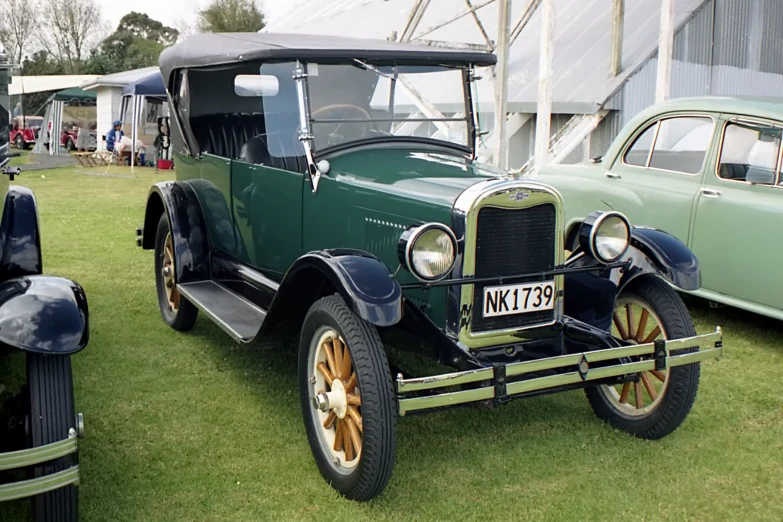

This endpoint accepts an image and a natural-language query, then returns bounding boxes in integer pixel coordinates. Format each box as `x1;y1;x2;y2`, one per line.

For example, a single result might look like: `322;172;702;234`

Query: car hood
324;146;505;212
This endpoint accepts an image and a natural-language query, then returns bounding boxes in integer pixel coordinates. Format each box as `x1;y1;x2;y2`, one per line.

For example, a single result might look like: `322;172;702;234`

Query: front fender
262;249;403;337
141;182;209;285
0;186;42;282
564;227;699;330
0;276;89;355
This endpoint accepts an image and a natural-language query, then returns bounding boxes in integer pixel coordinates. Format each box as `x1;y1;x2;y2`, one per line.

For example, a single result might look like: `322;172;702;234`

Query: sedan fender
262;249;403;339
140;181;210;284
0;275;89;355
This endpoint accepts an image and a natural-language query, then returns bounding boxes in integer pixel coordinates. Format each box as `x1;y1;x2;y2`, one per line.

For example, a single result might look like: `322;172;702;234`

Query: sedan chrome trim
397;328;723;415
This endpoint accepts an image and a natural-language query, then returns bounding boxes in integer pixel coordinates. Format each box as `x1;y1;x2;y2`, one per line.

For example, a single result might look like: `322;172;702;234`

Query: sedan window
624;117;713;174
718;121;781;185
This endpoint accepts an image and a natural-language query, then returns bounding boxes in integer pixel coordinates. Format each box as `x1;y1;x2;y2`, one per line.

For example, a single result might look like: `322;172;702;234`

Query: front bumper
396;328;723;415
0;429;80;503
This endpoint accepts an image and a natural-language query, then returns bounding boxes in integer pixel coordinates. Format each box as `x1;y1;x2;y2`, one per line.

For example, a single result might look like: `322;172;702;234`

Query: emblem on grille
509;191;530;202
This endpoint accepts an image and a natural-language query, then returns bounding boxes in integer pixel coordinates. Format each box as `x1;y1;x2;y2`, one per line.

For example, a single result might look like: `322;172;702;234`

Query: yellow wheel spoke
333;338;343;379
636;309;649;343
613;312;628;340
626;303;636;341
640;372;657;401
347;394;361;406
345;373;357;393
346;417;362;455
323;411;336;429
634;381;644;409
333;419;343;452
342;345;352;383
347;405;362;431
650;369;667;382
317;362;333;386
323;342;337;376
343;421;354;461
619;382;631;404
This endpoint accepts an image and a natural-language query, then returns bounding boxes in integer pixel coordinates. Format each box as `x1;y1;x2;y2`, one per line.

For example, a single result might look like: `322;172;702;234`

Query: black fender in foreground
261;249;403;339
0;185;42;282
141;181;209;285
0;275;89;355
564;227;699;330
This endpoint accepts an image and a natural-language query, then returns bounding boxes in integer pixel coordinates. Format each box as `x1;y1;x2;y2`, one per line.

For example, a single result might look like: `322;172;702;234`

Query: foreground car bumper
0;430;79;502
396;328;723;415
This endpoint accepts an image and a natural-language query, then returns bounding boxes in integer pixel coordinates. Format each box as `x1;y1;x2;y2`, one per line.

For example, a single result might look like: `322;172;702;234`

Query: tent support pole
494;0;511;171
656;0;675;103
533;0;555;174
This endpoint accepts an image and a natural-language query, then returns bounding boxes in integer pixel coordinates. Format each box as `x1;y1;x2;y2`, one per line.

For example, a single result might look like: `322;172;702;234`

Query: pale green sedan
539;96;782;320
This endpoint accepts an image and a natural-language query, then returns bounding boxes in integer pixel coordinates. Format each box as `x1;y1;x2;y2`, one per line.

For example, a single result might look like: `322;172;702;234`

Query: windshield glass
306;62;471;152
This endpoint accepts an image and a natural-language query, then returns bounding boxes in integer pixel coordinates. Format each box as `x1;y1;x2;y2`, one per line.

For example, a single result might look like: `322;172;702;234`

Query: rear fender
262;249;403;338
141;182;209;284
0;276;89;355
0;186;42;282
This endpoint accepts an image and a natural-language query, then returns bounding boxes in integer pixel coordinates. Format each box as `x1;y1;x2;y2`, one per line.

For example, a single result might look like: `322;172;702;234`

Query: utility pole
533;0;554;173
495;0;511;171
656;0;675;103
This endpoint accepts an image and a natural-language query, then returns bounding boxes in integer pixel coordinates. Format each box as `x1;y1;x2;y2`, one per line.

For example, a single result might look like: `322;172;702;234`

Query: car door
690;116;783;310
605;114;717;244
230;63;306;277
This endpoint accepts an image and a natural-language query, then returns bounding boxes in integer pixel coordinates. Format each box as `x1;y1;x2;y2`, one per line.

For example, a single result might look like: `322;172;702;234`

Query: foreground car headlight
579;211;631;263
398;223;457;282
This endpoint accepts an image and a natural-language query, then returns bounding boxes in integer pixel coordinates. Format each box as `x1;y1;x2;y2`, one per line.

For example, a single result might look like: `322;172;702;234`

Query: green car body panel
176;146;500;327
539;96;783;320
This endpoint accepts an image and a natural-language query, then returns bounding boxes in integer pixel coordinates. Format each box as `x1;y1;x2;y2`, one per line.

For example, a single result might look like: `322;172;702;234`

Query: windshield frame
301;61;478;158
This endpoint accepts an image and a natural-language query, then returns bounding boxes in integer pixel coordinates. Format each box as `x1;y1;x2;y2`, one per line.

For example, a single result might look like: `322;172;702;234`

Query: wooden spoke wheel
602;296;670;416
299;295;396;501
154;213;197;331
311;329;363;468
585;276;701;440
162;232;180;313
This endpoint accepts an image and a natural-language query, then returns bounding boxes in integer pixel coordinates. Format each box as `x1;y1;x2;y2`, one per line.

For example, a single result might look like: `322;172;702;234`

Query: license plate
482;281;556;318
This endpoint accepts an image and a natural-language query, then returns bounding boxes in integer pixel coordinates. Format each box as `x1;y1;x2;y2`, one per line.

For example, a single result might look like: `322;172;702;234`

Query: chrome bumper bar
0;430;79;502
396;328;723;416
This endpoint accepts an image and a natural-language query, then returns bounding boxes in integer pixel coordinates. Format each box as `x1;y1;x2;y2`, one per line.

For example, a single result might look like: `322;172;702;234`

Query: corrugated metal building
267;0;783;168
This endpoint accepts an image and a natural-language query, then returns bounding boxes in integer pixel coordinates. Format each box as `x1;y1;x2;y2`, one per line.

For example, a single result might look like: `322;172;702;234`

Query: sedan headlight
398;223;457;282
579;211;631;263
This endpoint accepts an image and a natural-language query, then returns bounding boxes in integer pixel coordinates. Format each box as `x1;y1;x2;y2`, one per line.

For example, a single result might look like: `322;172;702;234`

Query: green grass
9;150;31;167
1;166;782;521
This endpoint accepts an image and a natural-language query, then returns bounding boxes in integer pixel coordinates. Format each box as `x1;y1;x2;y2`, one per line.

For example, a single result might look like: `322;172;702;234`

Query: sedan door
604;114;717;244
690;116;783;312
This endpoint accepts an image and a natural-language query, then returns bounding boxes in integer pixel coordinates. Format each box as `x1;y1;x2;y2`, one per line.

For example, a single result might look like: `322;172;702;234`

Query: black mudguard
141;181;210;284
564;227;700;330
0;276;89;355
0;186;42;282
262;249;403;337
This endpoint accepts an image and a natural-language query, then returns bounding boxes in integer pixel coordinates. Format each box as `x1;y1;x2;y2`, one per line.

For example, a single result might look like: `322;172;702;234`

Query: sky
101;0;297;34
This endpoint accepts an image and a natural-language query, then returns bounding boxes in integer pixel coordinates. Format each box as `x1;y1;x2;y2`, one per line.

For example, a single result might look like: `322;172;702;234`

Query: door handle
701;188;722;198
605;172;621;179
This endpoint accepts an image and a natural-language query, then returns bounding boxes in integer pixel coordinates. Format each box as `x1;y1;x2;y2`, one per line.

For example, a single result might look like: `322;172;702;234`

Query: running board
177;281;266;343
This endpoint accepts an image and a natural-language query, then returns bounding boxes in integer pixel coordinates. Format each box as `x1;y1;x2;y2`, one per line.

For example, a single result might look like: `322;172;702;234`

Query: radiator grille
471;204;557;332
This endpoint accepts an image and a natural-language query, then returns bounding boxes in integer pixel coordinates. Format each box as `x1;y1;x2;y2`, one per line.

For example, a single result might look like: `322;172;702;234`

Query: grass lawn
1;165;782;521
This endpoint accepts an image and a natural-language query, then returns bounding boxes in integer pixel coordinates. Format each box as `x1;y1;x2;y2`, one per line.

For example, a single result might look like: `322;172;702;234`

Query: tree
198;0;266;33
41;0;103;74
84;13;178;75
0;0;37;64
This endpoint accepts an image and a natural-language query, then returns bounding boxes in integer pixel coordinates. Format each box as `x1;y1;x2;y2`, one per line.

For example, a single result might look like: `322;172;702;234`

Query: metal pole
495;0;511;170
534;0;554;173
400;0;431;41
656;0;675;103
611;0;625;76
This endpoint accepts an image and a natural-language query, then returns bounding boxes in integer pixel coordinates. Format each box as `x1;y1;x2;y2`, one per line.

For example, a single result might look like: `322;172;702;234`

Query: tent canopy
122;71;166;98
50;87;96;104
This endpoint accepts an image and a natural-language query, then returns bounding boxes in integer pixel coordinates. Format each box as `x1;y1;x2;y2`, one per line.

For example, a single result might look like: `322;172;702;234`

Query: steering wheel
310;104;376;147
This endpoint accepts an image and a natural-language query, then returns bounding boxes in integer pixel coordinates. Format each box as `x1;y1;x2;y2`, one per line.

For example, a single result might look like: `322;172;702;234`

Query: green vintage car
138;33;723;500
539;96;783;320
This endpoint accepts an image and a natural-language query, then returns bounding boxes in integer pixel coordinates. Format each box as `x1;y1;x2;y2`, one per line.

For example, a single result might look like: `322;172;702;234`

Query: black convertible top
159;32;497;87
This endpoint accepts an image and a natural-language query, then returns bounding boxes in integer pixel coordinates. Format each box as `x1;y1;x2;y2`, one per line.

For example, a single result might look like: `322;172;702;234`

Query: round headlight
580;211;631;263
398;223;457;282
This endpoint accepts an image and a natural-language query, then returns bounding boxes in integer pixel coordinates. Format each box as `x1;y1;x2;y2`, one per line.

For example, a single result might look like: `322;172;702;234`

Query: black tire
66;138;75;151
585;276;700;440
27;353;78;522
15;134;26;150
154;213;198;331
298;295;396;501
